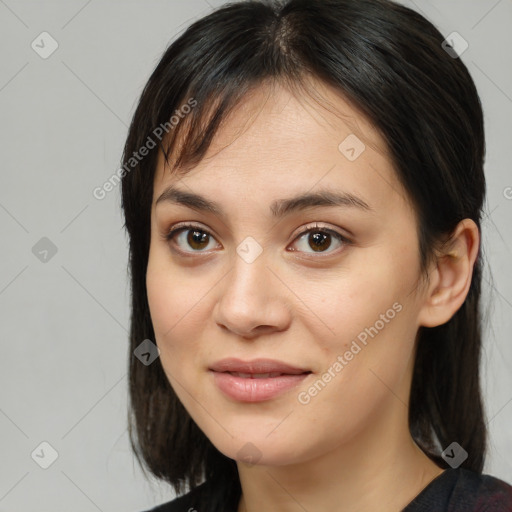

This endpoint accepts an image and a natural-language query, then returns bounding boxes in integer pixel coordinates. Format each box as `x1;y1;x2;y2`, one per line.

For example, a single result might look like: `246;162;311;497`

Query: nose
213;252;292;339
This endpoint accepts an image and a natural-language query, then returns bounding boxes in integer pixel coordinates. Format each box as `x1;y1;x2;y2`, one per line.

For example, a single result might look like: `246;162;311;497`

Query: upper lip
209;358;311;375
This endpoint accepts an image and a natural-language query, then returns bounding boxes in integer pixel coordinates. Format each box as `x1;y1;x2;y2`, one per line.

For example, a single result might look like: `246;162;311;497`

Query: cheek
146;240;202;331
303;264;411;349
145;249;218;382
146;253;195;359
296;296;415;442
146;267;181;338
300;247;420;393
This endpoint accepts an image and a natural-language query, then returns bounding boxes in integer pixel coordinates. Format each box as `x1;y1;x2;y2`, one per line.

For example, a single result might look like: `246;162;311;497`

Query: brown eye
164;222;351;257
308;231;332;252
165;225;219;253
186;229;210;250
290;226;350;255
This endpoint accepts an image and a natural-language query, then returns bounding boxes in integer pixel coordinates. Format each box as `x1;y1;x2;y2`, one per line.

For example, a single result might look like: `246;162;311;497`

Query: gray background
1;0;511;510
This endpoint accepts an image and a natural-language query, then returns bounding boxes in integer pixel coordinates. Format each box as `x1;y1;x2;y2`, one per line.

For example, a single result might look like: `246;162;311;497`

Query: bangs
156;72;386;180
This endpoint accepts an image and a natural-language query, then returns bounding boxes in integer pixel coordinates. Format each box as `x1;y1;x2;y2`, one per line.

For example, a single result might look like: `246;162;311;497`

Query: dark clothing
143;468;512;511
402;468;512;511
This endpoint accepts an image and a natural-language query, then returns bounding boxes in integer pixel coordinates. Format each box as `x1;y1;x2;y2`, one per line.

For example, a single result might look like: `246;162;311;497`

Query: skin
146;80;480;512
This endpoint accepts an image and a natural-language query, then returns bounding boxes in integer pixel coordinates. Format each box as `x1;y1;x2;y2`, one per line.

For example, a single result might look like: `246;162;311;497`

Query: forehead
153;80;407;211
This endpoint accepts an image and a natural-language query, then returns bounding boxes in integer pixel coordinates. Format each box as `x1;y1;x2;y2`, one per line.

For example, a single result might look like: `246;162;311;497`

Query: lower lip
210;371;310;402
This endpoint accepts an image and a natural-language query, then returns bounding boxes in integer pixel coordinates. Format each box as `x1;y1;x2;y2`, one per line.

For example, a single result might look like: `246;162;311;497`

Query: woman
120;0;512;510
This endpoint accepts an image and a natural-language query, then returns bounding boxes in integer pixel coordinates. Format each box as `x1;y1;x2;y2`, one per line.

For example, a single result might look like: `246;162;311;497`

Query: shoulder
449;468;512;511
140;481;211;512
139;478;240;512
404;467;512;512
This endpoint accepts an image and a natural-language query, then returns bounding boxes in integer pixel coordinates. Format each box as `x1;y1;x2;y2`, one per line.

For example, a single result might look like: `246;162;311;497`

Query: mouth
208;359;312;402
224;371;311;379
209;357;311;375
210;371;312;402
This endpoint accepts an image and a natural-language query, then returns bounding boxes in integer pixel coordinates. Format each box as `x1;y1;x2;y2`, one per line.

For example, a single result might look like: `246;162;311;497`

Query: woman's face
146;82;429;466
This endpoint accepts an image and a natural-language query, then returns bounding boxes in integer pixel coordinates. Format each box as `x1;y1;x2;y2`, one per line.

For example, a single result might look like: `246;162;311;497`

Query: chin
203;425;308;468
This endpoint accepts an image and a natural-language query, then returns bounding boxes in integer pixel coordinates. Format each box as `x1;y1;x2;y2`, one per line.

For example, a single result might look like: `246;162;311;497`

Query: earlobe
418;219;480;328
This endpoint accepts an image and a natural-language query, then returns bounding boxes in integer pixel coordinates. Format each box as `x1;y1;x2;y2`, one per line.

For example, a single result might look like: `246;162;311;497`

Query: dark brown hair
120;0;487;505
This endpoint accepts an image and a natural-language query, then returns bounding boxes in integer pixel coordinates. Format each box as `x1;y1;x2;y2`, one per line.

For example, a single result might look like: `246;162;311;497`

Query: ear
417;219;480;328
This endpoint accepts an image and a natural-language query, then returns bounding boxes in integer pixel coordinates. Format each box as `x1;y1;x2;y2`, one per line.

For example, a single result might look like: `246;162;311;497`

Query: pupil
310;232;330;252
188;230;208;249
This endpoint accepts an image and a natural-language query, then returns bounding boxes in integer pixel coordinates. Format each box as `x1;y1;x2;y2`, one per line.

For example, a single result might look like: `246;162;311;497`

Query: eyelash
163;222;352;257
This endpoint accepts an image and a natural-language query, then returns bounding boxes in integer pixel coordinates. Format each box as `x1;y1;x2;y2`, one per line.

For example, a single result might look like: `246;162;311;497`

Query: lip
209;358;312;402
209;357;310;375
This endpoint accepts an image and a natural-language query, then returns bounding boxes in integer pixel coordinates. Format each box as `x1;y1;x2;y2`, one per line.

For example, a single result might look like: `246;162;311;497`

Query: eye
163;222;351;256
164;223;219;253
289;222;351;255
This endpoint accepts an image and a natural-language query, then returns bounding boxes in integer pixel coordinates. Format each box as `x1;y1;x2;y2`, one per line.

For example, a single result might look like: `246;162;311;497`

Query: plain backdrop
1;0;511;511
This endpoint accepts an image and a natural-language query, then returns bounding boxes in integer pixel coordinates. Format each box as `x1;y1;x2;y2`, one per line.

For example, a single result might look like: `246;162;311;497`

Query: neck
236;397;444;512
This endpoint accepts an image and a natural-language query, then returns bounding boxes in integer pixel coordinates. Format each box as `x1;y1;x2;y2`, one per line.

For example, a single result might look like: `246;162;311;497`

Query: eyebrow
155;185;373;217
